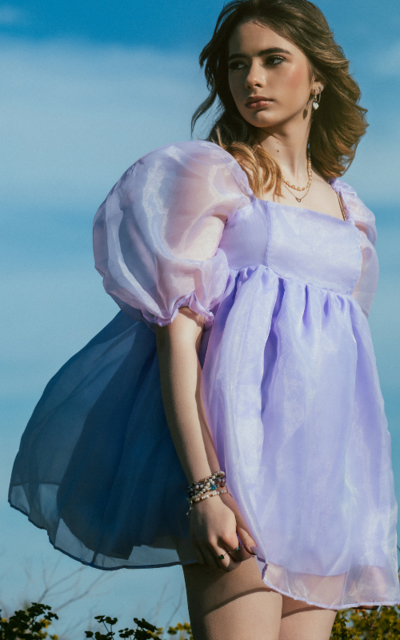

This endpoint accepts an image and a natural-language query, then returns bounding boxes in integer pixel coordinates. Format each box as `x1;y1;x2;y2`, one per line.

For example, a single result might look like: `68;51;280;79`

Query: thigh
279;595;337;640
182;557;283;640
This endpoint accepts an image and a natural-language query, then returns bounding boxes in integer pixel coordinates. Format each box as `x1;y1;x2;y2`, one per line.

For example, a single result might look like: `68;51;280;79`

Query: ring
233;545;241;552
219;553;225;560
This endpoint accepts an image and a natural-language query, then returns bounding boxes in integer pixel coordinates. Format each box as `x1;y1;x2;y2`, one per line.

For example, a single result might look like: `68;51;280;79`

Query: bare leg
183;557;282;640
183;557;338;640
278;596;337;640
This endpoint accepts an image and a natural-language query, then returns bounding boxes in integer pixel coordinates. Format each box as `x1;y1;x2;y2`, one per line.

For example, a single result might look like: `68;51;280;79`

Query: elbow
156;306;205;354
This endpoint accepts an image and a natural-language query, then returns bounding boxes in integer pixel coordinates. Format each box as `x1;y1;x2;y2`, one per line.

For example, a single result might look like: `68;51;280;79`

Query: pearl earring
313;87;321;110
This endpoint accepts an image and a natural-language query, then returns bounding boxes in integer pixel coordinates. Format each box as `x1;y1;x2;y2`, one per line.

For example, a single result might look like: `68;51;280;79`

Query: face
228;20;321;132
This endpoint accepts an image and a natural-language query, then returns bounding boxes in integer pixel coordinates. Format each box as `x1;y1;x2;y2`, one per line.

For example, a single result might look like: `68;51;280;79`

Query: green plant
331;610;352;639
3;592;400;639
0;602;59;640
350;604;400;639
329;604;400;639
85;616;193;640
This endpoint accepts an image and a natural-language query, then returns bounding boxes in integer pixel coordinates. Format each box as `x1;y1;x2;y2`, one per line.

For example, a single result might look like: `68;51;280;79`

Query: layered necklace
281;148;313;203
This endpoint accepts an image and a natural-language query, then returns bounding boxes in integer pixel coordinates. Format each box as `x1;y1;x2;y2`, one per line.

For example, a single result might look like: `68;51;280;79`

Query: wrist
187;470;226;496
186;487;229;516
185;470;227;516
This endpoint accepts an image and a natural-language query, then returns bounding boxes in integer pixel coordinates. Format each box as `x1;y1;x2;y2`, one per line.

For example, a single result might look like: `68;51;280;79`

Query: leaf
133;618;158;633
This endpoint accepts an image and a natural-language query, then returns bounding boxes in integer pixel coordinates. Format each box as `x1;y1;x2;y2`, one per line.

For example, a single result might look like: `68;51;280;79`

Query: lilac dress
9;140;400;610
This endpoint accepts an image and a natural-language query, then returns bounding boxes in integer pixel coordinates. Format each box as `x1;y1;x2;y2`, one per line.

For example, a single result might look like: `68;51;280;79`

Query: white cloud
0;37;208;213
0;35;399;211
0;5;27;25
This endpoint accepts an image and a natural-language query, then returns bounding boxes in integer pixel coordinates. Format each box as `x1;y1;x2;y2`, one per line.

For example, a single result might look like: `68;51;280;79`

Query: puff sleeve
336;180;379;318
93;141;251;328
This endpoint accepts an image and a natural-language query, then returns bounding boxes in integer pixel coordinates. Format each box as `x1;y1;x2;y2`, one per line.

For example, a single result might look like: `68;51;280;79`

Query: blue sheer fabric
9;141;400;610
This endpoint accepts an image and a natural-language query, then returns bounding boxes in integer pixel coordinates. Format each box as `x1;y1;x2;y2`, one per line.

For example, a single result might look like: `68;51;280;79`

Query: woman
9;0;400;638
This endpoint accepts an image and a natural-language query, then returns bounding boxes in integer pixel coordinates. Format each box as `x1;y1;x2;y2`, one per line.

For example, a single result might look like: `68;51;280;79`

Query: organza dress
9;140;400;610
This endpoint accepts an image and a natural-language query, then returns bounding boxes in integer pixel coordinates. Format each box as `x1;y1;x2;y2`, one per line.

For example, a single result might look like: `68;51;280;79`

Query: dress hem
10;501;400;610
261;574;400;611
8;501;190;572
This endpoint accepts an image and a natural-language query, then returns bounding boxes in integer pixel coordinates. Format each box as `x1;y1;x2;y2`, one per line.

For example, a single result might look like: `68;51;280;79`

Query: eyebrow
228;47;292;61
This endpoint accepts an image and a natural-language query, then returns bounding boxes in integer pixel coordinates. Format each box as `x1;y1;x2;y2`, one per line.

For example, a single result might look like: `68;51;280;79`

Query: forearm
156;307;220;485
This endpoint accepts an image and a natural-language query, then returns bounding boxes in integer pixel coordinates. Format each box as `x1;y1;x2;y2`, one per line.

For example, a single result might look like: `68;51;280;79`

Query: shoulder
330;177;360;199
330;177;377;246
100;140;252;222
137;139;236;166
126;140;253;198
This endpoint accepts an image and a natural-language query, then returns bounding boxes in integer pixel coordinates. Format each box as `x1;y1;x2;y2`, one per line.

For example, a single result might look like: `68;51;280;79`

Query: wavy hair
191;0;368;198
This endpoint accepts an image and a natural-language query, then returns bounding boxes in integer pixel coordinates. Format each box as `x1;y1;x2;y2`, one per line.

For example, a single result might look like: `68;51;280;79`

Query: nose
245;61;263;90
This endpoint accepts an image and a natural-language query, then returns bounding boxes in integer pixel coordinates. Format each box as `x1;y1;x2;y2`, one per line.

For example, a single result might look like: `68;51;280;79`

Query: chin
249;111;293;131
237;109;274;127
246;116;278;129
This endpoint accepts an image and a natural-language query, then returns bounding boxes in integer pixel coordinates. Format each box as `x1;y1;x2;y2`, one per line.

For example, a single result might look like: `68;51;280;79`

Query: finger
191;543;207;566
202;546;222;570
215;545;241;572
225;539;249;562
236;525;259;557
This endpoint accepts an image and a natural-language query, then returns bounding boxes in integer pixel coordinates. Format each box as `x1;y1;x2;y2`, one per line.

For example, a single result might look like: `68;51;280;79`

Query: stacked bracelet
187;471;226;500
186;471;228;516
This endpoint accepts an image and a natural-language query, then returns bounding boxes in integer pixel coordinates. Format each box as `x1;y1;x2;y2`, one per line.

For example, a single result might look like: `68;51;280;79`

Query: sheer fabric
9;140;399;611
93;141;251;328
93;145;379;326
333;179;380;319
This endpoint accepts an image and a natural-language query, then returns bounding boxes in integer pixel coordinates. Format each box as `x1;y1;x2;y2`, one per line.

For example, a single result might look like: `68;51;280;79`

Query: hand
188;491;258;572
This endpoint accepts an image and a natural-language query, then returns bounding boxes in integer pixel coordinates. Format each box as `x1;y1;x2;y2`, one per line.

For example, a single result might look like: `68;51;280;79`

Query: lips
245;96;273;108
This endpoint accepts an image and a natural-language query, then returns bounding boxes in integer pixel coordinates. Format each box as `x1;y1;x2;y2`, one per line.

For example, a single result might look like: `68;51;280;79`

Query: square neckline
203;140;353;227
254;179;351;225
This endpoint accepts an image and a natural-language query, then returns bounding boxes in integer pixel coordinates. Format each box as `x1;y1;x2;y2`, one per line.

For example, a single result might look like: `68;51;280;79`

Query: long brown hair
191;0;368;198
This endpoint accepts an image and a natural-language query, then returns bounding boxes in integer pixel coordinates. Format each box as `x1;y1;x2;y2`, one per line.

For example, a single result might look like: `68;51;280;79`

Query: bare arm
155;306;219;483
156;306;257;571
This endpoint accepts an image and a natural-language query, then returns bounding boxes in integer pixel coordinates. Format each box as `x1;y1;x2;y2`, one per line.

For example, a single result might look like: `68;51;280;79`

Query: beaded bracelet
186;488;229;516
187;470;225;492
186;471;228;516
187;478;226;501
187;471;226;500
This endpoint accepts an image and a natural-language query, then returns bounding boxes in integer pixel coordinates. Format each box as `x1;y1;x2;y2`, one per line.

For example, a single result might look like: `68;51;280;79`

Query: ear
311;74;325;94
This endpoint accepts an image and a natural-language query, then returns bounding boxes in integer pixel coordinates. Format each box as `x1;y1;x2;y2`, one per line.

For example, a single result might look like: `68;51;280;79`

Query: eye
228;60;247;71
265;55;285;66
228;55;285;71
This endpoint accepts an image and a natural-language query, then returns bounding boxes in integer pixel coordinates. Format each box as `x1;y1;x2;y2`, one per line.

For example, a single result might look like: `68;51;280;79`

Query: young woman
9;1;400;638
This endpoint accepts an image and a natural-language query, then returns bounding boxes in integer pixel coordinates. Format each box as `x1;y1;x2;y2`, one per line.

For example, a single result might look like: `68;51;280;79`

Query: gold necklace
281;151;313;203
282;180;312;203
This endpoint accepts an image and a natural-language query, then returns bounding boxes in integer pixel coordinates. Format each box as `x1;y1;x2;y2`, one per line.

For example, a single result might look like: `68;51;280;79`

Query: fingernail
250;546;259;556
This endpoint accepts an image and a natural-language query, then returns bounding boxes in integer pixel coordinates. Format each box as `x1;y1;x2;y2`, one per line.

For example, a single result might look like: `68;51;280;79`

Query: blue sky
1;0;400;637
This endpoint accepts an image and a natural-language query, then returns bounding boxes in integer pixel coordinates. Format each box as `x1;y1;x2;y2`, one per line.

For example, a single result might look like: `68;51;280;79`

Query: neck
256;119;311;184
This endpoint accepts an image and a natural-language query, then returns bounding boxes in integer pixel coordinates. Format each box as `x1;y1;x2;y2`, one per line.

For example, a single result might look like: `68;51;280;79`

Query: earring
313;87;321;110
